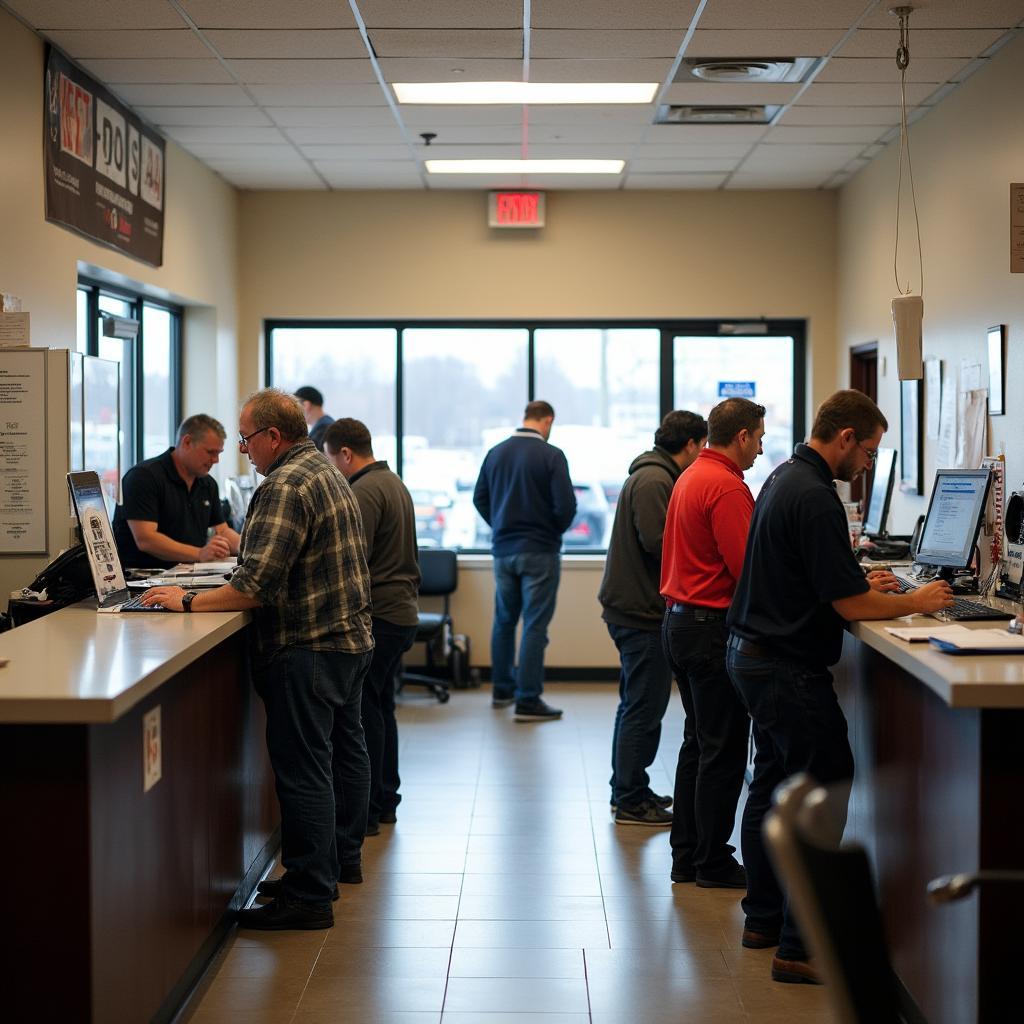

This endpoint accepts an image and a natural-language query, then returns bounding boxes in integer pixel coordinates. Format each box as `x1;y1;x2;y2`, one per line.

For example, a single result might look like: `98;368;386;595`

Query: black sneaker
671;864;696;883
610;791;672;812
614;799;673;827
492;689;515;708
238;893;334;931
365;820;380;836
379;808;397;824
514;698;563;721
696;863;747;889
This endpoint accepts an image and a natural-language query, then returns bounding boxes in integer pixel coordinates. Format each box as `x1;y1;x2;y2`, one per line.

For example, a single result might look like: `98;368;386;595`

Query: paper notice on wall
925;358;941;440
956;389;987;469
960;361;982;391
936;365;957;468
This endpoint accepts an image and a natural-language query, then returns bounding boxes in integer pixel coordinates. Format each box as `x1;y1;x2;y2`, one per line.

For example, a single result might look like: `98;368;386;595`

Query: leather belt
667;602;726;621
728;636;775;659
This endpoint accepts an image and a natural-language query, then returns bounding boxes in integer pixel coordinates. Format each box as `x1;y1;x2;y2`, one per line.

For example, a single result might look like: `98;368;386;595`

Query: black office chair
764;774;1024;1024
397;548;459;704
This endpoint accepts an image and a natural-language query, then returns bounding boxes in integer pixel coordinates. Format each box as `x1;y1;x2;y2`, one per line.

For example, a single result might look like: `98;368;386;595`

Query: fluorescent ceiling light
425;159;624;175
394;82;657;105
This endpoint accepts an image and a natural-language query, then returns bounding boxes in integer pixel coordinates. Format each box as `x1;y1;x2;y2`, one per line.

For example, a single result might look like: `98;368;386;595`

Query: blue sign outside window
718;381;756;398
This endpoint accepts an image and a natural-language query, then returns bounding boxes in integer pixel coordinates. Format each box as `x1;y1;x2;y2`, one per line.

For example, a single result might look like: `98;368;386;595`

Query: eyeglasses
238;426;270;450
857;441;879;464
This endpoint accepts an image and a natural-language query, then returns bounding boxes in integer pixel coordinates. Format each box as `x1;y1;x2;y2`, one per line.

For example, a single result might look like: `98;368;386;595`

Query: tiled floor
184;683;835;1024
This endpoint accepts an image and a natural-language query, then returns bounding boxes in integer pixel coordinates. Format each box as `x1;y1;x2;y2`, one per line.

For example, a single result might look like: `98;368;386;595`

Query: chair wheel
438;690;451;703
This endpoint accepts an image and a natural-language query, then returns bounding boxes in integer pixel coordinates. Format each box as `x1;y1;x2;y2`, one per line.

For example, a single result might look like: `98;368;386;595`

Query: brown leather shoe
771;955;822;985
742;928;780;949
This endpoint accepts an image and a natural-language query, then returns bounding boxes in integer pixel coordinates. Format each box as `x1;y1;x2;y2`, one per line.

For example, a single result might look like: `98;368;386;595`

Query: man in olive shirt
112;414;240;568
143;389;374;931
325;419;421;833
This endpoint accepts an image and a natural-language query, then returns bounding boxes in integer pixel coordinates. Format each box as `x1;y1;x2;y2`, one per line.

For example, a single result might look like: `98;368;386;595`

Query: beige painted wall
837;31;1024;537
238;186;839;667
0;9;239;595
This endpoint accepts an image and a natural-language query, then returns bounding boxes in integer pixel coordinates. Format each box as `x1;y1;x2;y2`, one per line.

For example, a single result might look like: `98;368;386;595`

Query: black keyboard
933;599;1014;622
120;593;166;612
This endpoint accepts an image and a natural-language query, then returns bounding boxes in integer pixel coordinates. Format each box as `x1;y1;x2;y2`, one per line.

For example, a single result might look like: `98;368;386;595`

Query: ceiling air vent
676;57;819;84
655;105;779;125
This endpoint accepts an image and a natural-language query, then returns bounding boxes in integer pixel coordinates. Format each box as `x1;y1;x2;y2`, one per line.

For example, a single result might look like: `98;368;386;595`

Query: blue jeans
253;645;373;908
663;609;749;877
607;623;672;808
362;619;417;826
491;551;561;701
726;641;854;961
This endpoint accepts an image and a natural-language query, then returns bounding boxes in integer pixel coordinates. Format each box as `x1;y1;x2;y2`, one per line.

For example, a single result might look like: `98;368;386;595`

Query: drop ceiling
4;0;1023;190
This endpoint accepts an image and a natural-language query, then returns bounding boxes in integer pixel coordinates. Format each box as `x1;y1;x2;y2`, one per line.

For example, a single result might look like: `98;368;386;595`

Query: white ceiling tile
206;154;311;171
525;144;642;159
661;83;801;105
779;104;904;125
399;125;523;144
645;124;769;143
358;0;523;28
523;105;655;125
741;143;865;172
860;2;1024;30
685;30;846;57
164;125;287;144
627;157;739;173
398;106;524;126
267;107;399;127
43;29;208;59
624;173;728;189
203;29;367;59
837;29;1008;59
218;168;327;189
726;171;834;189
110;83;253;105
532;1;700;30
764;124;887;144
177;1;356;30
411;145;521;160
313;160;423;184
815;57;972;84
78;58;233;84
531;30;682;59
528;58;673;82
5;1;182;29
300;144;412;160
699;0;869;29
188;143;303;160
136;106;272;126
379;58;524;82
634;143;753;158
248;84;388;105
529;123;647;143
225;59;378;85
862;143;885;160
370;30;523;58
800;82;943;105
285;125;406;145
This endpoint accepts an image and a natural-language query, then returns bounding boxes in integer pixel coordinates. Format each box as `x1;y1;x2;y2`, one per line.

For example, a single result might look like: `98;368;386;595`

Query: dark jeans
726;641;854;962
362;618;418;826
607;623;672;808
491;551;561;701
253;645;373;908
663;608;749;877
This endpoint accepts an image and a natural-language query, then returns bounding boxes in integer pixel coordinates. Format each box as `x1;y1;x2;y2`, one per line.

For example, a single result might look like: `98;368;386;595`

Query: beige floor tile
457;894;607;921
587;972;745;1018
209;943;323;978
454;918;610;949
465;852;599;874
733;976;832;1016
584;947;732;980
312;945;451;977
191;975;307;1013
606;914;730;949
338;895;461;920
295;1012;440;1024
459;873;602;897
297;974;447;1013
442;1015;588;1024
448;946;585;979
366;850;468;873
442;976;589;1013
353;872;464;896
321;918;456;948
187;1010;296;1024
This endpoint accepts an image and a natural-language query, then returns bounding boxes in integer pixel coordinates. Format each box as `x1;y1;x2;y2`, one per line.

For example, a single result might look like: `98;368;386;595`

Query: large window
76;280;182;476
267;320;805;551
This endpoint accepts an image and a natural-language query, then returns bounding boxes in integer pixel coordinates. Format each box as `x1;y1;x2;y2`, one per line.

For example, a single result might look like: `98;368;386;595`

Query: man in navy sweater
474;401;577;721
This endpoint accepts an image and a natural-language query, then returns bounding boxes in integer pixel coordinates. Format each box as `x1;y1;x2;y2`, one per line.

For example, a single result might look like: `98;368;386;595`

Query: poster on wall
43;46;165;267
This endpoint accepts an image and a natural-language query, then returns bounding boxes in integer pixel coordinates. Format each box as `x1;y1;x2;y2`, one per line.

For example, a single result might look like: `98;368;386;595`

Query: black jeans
663;608;749;877
362;618;418;826
607;622;673;808
726;641;854;961
253;645;372;908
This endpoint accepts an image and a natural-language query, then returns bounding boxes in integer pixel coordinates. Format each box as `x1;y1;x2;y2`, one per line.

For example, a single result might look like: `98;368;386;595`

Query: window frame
265;318;807;552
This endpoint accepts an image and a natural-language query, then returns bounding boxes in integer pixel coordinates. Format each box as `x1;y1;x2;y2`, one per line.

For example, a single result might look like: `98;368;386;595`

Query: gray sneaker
614;799;673;827
514;698;563;721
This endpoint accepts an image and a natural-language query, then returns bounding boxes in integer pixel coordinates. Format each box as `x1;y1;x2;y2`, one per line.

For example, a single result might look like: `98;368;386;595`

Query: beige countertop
0;602;251;724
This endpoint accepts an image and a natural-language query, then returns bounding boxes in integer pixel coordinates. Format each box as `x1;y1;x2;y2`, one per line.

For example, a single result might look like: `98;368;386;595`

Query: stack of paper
886;623;1024;653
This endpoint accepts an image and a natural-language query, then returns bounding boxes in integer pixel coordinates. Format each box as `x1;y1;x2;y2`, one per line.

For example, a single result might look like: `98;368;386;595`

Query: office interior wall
0;8;239;595
837;30;1024;537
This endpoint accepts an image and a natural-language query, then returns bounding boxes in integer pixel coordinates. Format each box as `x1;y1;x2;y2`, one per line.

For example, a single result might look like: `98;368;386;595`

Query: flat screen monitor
863;447;897;538
915;468;991;571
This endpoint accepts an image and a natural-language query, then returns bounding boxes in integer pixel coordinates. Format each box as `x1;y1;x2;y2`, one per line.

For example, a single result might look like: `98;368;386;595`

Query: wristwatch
181;590;199;613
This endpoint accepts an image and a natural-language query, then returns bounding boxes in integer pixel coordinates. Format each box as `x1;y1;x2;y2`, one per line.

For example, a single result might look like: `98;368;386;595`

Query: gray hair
242;388;308;442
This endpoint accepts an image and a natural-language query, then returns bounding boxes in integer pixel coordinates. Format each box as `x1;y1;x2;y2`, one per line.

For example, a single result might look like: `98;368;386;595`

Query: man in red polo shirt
660;397;765;888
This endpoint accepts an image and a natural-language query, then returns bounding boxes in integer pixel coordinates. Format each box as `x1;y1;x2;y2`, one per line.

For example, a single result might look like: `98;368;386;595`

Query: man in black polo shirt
725;389;953;986
112;414;241;568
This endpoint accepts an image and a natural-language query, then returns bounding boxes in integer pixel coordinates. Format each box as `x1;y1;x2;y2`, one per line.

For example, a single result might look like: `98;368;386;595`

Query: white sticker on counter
143;705;162;793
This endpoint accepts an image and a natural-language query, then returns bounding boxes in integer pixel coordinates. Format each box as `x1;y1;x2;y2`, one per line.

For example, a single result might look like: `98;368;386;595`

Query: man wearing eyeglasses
724;389;954;986
142;388;374;931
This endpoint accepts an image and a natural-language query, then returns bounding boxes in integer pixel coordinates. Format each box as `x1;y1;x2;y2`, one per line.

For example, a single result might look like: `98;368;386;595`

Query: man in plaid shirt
143;388;374;930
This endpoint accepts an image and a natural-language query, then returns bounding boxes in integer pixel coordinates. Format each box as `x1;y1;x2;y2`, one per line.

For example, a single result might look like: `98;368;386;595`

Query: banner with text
44;46;165;267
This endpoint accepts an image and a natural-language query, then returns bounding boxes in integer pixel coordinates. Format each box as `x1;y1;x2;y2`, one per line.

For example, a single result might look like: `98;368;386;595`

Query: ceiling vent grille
655;105;779;125
676;57;819;84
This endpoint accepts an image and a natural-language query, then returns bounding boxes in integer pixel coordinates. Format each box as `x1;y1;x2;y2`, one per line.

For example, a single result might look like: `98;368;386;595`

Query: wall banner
43;46;165;267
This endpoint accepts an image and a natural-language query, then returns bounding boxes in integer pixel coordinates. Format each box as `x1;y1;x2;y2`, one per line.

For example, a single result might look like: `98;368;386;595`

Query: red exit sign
488;191;545;229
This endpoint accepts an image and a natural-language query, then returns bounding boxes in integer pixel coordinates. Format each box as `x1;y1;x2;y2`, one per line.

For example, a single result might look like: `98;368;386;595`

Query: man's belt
667;602;726;621
728;635;776;659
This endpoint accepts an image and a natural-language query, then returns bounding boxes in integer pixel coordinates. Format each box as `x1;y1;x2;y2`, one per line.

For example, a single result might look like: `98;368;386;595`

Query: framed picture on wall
900;377;924;494
988;324;1006;416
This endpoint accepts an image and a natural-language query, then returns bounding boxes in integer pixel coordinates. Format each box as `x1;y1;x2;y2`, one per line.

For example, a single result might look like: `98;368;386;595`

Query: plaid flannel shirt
231;439;373;657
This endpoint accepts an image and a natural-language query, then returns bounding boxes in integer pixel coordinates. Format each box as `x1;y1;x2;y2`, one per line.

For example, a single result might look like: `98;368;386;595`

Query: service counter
0;602;279;1023
836;614;1024;1024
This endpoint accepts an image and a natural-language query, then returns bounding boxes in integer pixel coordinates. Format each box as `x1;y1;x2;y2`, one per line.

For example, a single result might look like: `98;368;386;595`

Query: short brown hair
323;418;373;458
524;400;555;421
811;389;888;442
707;398;766;447
243;388;308;442
177;414;226;445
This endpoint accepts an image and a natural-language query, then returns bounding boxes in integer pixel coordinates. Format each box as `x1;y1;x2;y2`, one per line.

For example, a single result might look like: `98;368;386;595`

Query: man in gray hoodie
598;410;708;826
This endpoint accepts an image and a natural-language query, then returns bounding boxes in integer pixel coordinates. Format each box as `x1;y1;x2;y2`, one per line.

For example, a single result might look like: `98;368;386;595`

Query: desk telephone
25;543;94;605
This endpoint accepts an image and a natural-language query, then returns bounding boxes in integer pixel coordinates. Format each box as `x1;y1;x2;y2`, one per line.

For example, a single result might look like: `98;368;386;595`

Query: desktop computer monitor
914;468;992;574
863;447;897;538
